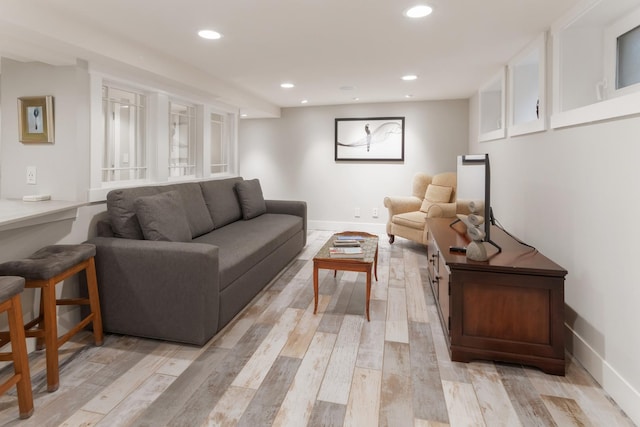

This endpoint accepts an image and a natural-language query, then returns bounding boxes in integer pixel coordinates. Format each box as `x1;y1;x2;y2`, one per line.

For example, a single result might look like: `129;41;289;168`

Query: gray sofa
87;177;306;345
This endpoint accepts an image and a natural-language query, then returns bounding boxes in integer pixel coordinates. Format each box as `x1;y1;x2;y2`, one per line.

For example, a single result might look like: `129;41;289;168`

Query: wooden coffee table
313;231;378;321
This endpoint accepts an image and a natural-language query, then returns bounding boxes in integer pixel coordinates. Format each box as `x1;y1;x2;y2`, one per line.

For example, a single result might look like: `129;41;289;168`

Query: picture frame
18;95;55;143
335;116;404;161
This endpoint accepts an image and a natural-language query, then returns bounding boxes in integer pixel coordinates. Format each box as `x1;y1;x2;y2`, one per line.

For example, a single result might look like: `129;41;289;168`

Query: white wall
238;100;469;233
5;50;637;425
1;58;91;201
0;58;106;345
469;94;640;424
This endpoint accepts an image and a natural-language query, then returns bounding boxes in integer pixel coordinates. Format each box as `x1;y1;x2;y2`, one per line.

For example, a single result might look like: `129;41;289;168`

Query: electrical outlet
26;166;37;185
354;207;361;218
372;208;379;218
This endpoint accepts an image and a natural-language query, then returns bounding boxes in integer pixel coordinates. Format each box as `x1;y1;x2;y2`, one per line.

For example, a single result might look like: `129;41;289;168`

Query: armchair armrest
87;236;220;345
424;202;457;218
383;196;422;217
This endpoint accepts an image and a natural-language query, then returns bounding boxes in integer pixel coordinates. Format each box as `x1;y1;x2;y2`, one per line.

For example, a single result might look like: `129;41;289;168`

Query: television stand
427;218;567;375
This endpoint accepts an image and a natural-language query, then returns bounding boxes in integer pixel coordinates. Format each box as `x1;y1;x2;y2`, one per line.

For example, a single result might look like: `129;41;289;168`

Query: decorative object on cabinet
457;201;489;261
335;117;404;161
17;96;54;143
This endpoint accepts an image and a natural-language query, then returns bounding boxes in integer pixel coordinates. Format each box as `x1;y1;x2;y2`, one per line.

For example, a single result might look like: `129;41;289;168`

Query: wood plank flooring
0;230;634;426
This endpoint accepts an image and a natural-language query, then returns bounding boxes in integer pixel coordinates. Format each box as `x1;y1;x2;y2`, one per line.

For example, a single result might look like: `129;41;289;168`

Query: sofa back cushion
107;182;214;239
200;177;244;228
107;186;162;239
161;183;214;238
134;191;193;242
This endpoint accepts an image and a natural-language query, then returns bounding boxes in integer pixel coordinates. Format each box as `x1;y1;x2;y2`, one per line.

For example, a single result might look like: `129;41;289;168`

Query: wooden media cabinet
426;218;568;375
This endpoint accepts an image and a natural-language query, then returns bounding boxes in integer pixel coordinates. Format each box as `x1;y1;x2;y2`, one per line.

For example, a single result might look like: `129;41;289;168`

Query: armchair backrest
431;172;457;202
412;173;433;199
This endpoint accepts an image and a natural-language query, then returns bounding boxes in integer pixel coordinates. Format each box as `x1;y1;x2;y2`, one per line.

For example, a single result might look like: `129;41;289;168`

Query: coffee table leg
366;268;371;322
313;263;319;315
374;246;379;281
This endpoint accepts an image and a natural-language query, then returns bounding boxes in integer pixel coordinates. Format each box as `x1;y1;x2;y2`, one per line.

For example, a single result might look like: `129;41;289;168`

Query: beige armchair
383;172;457;244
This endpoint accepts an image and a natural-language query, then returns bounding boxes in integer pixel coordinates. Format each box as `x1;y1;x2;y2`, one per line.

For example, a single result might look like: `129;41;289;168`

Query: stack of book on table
329;235;365;258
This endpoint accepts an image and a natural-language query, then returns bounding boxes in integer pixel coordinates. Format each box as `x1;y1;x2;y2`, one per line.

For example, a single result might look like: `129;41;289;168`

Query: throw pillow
235;179;267;220
134;191;192;242
420;184;452;213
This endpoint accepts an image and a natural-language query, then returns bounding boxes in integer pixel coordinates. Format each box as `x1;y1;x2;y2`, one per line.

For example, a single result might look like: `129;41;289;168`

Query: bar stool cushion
0;276;25;301
0;244;96;281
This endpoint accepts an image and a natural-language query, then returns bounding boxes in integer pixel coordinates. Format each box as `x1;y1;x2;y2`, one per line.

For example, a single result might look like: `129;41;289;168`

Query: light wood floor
0;230;634;426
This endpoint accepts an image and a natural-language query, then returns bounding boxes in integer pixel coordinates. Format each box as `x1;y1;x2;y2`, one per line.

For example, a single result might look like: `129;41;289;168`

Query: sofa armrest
87;236;221;345
96;219;115;237
383;196;422;217
265;200;307;245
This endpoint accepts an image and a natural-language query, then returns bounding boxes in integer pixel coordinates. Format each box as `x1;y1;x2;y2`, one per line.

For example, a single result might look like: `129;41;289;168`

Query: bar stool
0;244;103;392
0;276;34;419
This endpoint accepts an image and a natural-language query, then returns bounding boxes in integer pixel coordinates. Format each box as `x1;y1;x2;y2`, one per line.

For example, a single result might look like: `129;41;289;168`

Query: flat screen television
454;153;501;253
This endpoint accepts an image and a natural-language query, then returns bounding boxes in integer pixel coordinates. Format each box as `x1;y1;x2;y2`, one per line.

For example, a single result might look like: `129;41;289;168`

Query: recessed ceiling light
405;5;433;18
405;94;414;98
353;97;360;101
402;74;418;81
301;99;308;104
198;29;222;40
280;82;295;89
240;113;248;118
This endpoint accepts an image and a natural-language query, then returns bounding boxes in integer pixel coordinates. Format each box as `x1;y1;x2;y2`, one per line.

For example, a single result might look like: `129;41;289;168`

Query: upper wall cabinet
550;0;640;128
508;33;547;137
478;68;506;142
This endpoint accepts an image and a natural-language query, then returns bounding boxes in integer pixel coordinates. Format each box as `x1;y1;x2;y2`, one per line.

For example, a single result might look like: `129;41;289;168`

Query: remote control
449;246;467;254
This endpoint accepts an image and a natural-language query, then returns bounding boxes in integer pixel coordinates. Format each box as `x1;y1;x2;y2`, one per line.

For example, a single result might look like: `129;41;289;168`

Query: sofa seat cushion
193;213;303;289
392;211;427;230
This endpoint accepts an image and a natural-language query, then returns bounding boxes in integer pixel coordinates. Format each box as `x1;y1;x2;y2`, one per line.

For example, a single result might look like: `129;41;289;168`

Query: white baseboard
566;323;640;425
308;220;386;236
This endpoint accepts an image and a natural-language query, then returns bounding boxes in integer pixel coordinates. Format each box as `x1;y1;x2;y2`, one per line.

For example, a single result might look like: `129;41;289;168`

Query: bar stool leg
41;282;59;392
7;293;34;419
35;295;45;351
86;257;103;346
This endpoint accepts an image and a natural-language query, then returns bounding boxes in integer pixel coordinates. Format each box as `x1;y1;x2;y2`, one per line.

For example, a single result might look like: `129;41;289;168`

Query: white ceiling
0;0;581;117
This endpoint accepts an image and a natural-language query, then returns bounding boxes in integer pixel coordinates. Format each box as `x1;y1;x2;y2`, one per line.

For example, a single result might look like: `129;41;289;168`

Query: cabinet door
437;258;450;333
451;270;564;359
426;231;439;299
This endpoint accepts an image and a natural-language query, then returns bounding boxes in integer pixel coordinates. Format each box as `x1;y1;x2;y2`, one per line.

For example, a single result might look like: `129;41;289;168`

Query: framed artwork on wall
18;95;55;143
335;116;404;161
